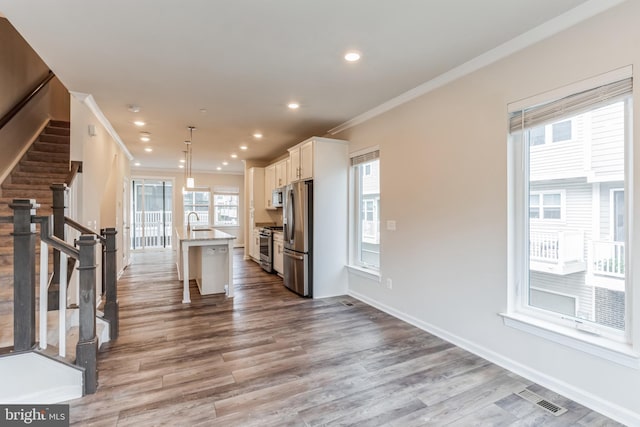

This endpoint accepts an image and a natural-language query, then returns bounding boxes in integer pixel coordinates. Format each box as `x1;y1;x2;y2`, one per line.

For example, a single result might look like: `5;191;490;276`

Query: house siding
590;102;625;180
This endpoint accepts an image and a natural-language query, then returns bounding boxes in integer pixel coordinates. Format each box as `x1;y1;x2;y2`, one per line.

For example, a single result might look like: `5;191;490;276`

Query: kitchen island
175;227;236;303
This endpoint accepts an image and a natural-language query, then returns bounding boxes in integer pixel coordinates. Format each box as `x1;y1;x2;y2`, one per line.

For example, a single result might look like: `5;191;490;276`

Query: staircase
0;120;70;347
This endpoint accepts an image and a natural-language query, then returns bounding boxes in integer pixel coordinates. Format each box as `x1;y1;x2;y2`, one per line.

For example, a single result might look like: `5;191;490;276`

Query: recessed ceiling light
179;165;184;169
231;154;238;159
240;145;248;150
144;147;153;152
140;132;151;142
253;132;263;139
134;120;146;127
216;167;222;171
128;105;141;113
134;162;141;166
222;161;228;166
200;108;207;114
287;102;300;110
180;159;186;163
344;51;361;62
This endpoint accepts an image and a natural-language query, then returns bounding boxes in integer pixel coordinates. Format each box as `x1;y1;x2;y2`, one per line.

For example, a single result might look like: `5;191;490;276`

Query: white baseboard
347;289;640;427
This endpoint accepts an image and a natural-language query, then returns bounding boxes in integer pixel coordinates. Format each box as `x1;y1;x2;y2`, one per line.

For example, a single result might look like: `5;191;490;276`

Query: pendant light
184;126;196;188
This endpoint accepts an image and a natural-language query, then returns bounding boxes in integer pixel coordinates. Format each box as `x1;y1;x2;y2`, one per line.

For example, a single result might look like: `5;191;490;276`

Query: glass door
131;179;173;249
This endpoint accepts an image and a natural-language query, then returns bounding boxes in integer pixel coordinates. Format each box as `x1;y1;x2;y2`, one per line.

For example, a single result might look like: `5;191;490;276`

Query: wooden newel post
75;234;98;394
101;227;119;340
49;183;67;309
10;199;37;351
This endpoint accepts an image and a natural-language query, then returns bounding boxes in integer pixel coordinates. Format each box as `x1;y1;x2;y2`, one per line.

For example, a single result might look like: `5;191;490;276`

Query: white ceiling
0;0;604;173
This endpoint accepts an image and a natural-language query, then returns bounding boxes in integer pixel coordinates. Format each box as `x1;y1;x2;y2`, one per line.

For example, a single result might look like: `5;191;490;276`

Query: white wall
70;95;130;276
335;2;640;424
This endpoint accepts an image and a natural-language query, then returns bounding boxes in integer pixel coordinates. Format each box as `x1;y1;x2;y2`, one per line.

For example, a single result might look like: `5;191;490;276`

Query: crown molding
71;91;134;161
328;0;626;135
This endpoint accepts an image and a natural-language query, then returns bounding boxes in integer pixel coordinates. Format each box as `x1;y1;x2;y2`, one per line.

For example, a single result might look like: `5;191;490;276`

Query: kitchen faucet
187;211;200;233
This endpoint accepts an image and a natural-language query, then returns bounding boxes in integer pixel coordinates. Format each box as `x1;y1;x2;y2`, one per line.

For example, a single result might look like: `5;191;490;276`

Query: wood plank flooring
67;249;624;426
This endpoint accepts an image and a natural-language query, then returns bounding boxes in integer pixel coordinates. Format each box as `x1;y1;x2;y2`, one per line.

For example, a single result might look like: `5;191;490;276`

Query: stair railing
0;71;55;131
50;183;119;341
0;198;99;394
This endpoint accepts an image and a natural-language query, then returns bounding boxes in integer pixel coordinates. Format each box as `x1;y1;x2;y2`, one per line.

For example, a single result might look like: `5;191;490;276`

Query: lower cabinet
273;232;284;275
251;228;261;261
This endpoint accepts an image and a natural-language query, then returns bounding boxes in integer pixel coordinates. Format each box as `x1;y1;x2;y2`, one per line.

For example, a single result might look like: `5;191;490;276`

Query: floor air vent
340;300;354;307
516;389;568;416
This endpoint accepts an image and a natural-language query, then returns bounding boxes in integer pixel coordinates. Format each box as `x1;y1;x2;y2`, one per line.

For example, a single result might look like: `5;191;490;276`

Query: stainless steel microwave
272;187;284;208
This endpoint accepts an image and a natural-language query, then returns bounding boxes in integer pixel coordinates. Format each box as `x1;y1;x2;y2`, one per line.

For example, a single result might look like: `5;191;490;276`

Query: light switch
386;220;396;231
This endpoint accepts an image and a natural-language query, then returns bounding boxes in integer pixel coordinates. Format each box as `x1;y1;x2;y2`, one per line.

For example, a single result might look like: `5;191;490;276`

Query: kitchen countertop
176;227;237;242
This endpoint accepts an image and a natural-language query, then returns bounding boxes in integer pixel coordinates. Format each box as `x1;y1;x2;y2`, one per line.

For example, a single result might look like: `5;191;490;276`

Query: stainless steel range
259;226;283;273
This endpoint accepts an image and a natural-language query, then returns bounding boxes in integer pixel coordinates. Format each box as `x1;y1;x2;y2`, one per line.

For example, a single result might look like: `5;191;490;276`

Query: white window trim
529;190;566;222
530;119;577;147
348;146;380;274
505;67;637;366
212;191;240;227
183;188;211;226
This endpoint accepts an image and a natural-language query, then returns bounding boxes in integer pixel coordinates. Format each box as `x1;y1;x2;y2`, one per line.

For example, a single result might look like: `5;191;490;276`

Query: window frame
348;147;381;278
182;188;211;227
212;191;240;227
504;68;638;366
529;190;566;222
528;118;577;147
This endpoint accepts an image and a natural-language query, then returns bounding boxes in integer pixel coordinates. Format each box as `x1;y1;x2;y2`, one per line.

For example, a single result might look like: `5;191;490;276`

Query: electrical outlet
386;278;393;289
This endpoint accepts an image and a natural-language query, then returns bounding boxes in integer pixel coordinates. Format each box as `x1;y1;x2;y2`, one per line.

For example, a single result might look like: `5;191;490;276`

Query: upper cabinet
275;159;288;188
264;159;288;209
264;164;276;209
288;139;314;182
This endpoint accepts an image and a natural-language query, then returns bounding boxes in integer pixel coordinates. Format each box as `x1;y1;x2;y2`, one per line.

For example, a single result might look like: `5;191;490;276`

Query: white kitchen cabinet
289;138;318;182
275;159;287;188
273;231;284;275
289;146;300;183
247;167;271;261
285;157;291;185
288;139;314;182
265;164;276;209
300;140;313;180
250;228;261;261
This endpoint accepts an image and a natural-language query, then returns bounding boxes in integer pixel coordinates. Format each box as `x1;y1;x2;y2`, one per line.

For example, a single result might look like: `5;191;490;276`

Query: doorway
131;178;173;250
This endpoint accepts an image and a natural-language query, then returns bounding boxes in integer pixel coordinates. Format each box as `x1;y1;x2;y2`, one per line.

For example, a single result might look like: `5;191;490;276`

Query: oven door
259;230;272;271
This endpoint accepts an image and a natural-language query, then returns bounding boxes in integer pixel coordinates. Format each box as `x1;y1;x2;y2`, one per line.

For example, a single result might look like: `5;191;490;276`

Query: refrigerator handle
283;251;304;261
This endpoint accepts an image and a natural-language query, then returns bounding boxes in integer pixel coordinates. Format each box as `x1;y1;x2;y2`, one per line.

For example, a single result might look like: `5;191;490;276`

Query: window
507;72;632;353
350;149;380;270
213;192;239;226
529;191;564;220
552;120;572;142
183;189;210;227
528;119;574;146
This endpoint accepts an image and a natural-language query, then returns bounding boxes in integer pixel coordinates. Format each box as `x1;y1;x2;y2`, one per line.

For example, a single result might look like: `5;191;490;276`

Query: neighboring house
528;101;625;329
360;158;380;267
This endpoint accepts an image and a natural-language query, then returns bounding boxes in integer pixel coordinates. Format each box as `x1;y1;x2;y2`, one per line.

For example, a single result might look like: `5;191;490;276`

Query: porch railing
132;210;174;248
591;240;625;278
530;230;584;264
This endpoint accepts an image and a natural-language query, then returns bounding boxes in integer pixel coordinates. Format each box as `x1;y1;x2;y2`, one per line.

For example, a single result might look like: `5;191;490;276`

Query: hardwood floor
67;249;623;426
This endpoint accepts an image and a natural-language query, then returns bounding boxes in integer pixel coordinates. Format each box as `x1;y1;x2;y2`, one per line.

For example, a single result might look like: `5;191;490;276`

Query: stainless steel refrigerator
283;180;312;296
